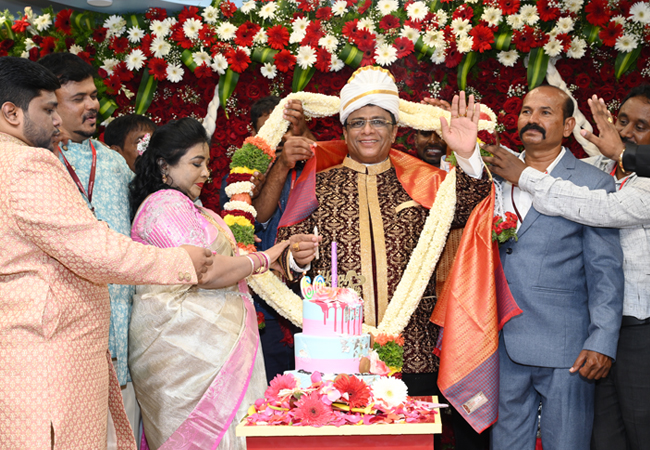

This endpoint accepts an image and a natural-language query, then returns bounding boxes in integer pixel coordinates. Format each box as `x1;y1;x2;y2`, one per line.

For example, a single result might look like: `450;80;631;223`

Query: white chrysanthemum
165;17;178;27
151;19;171;37
296;45;317;70
615;34;638;52
151;36;171;58
611;15;626;26
260;2;279;20
376;0;398;15
519;4;539;25
193;50;211;67
290;30;306;44
127;26;145;43
400;25;420;42
554;17;574;34
450;18;471;37
216;22;237;41
240;46;252;56
253;29;268;45
24;38;36;51
375;34;386;46
241;0;257;13
211;53;228;74
422;29;445;48
434;10;449;25
292;17;309;34
104;15;126;37
630;2;650;24
125;49;146;71
24;6;33;20
319;34;339;53
33;13;52;32
506;14;524;30
481;7;502;27
497;50;519;67
430;47;446;64
69;44;83;55
202;6;219;24
372;377;408;408
20;51;29;59
375;43;398;66
406;1;427;21
358;17;376;32
563;0;583;14
166;63;184;83
543;39;562;57
457;35;474;53
331;55;344;71
567;37;587;58
101;58;119;75
183;18;202;40
261;62;277;79
332;0;348;16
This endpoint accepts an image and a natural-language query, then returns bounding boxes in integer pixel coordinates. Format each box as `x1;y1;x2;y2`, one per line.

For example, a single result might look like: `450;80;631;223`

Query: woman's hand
289;234;322;267
265;240;290;269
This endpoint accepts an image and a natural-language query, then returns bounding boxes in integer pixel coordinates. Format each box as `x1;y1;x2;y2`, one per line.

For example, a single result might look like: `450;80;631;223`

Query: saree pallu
129;190;266;450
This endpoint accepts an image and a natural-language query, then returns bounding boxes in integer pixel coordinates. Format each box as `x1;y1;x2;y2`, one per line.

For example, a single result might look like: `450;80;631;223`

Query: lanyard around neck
60;141;97;213
610;165;630;190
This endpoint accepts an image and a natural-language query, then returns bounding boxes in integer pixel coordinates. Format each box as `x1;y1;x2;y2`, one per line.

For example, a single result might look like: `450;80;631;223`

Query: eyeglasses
346;118;395;130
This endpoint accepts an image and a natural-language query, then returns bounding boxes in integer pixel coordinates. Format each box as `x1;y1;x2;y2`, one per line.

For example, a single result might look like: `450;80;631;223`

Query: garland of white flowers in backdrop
224;91;496;335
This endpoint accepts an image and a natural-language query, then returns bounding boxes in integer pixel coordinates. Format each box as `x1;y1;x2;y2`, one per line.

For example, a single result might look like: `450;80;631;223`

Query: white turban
339;66;400;125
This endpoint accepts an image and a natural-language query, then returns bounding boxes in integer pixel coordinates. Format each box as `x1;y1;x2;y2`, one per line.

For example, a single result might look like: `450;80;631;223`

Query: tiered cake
294;287;371;374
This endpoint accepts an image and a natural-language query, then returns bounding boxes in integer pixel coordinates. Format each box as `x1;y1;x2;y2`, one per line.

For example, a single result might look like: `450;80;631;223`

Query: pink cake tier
302;287;364;337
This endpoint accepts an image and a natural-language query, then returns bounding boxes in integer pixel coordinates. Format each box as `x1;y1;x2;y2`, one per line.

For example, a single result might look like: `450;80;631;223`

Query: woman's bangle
244;255;255;277
260;252;270;271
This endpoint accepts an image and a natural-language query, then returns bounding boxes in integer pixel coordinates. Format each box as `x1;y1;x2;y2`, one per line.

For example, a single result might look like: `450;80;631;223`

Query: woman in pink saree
127;118;299;450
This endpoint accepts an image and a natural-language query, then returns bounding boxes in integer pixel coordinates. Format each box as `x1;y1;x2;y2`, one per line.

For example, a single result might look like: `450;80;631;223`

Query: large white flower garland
242;91;486;335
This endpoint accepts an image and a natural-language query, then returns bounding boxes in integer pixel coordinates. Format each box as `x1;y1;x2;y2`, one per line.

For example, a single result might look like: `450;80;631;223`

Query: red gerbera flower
11;15;30;33
512;26;535;53
109;36;129;54
394;37;414;58
599;21;623;47
199;24;216;46
354;29;375;52
585;0;611;27
445;42;462;68
220;1;238;18
294;391;334;426
267;25;290;50
55;9;73;36
274;49;296;72
498;0;520;15
31;35;43;45
334;375;371;408
76;51;93;65
145;7;167;21
315;47;331;72
93;27;107;43
225;48;251;73
404;19;423;31
536;0;561;22
147;58;168;81
104;75;122;95
341;19;359;39
113;61;134;82
39;37;57;57
301;21;324;47
264;374;297;401
379;15;400;31
316;7;333;20
452;5;474;21
139;34;153;57
179;6;200;22
360;48;375;66
235;22;261;47
470;25;495;53
297;0;316;12
358;0;372;15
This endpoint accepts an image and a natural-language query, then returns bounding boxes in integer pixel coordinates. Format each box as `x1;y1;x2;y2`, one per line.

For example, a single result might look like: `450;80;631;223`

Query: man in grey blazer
478;86;624;450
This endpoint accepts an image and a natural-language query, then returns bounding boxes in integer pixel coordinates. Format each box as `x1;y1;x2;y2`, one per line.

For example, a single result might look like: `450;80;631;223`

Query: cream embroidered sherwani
0;133;197;450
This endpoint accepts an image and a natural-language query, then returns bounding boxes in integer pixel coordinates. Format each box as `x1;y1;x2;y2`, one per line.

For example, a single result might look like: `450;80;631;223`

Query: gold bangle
618;146;627;173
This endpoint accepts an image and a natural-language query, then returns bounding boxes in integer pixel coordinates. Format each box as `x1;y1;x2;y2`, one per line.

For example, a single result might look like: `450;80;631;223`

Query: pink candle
332;241;338;288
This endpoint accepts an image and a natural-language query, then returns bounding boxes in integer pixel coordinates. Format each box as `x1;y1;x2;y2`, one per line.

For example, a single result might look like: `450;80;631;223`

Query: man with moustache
478;85;624;450
485;86;650;450
0;57;212;450
414;129;447;168
38;53;140;441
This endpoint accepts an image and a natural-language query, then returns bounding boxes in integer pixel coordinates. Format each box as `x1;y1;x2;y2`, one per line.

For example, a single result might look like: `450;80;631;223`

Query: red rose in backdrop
503;97;522;115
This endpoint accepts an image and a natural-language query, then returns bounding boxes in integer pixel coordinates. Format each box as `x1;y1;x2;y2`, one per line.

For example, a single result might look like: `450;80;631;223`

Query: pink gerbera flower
294;391;334;426
264;374;297;402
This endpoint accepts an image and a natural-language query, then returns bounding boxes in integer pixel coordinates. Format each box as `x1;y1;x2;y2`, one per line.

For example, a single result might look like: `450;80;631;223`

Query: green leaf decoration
126;14;146;30
181;49;198;72
494;31;512;51
292;65;316;92
615;46;642;79
229;223;256;245
251;47;278;64
70;11;93;30
3;20;14;40
230;142;272;173
338;43;362;69
584;24;601;44
135;69;158;115
457;51;477;91
98;97;118;122
218;68;240;119
414;36;434;61
527;47;549;89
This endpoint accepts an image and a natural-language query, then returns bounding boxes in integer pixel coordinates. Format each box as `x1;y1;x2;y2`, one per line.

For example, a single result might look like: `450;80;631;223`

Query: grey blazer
499;150;624;368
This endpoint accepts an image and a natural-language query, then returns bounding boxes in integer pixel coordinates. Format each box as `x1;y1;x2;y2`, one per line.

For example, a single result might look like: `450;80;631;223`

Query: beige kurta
0;133;198;450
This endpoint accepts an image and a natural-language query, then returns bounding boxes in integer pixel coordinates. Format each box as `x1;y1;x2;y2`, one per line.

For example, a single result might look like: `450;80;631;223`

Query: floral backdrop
1;0;650;212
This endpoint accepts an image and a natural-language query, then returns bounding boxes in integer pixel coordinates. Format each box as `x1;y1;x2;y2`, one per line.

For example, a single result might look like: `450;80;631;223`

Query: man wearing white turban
276;66;491;398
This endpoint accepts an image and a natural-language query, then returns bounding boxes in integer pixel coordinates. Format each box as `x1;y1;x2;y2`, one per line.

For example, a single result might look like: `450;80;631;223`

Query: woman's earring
162;173;168;183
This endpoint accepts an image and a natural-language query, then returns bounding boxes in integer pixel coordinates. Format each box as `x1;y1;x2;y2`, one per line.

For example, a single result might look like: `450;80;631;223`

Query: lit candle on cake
332;241;338;288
